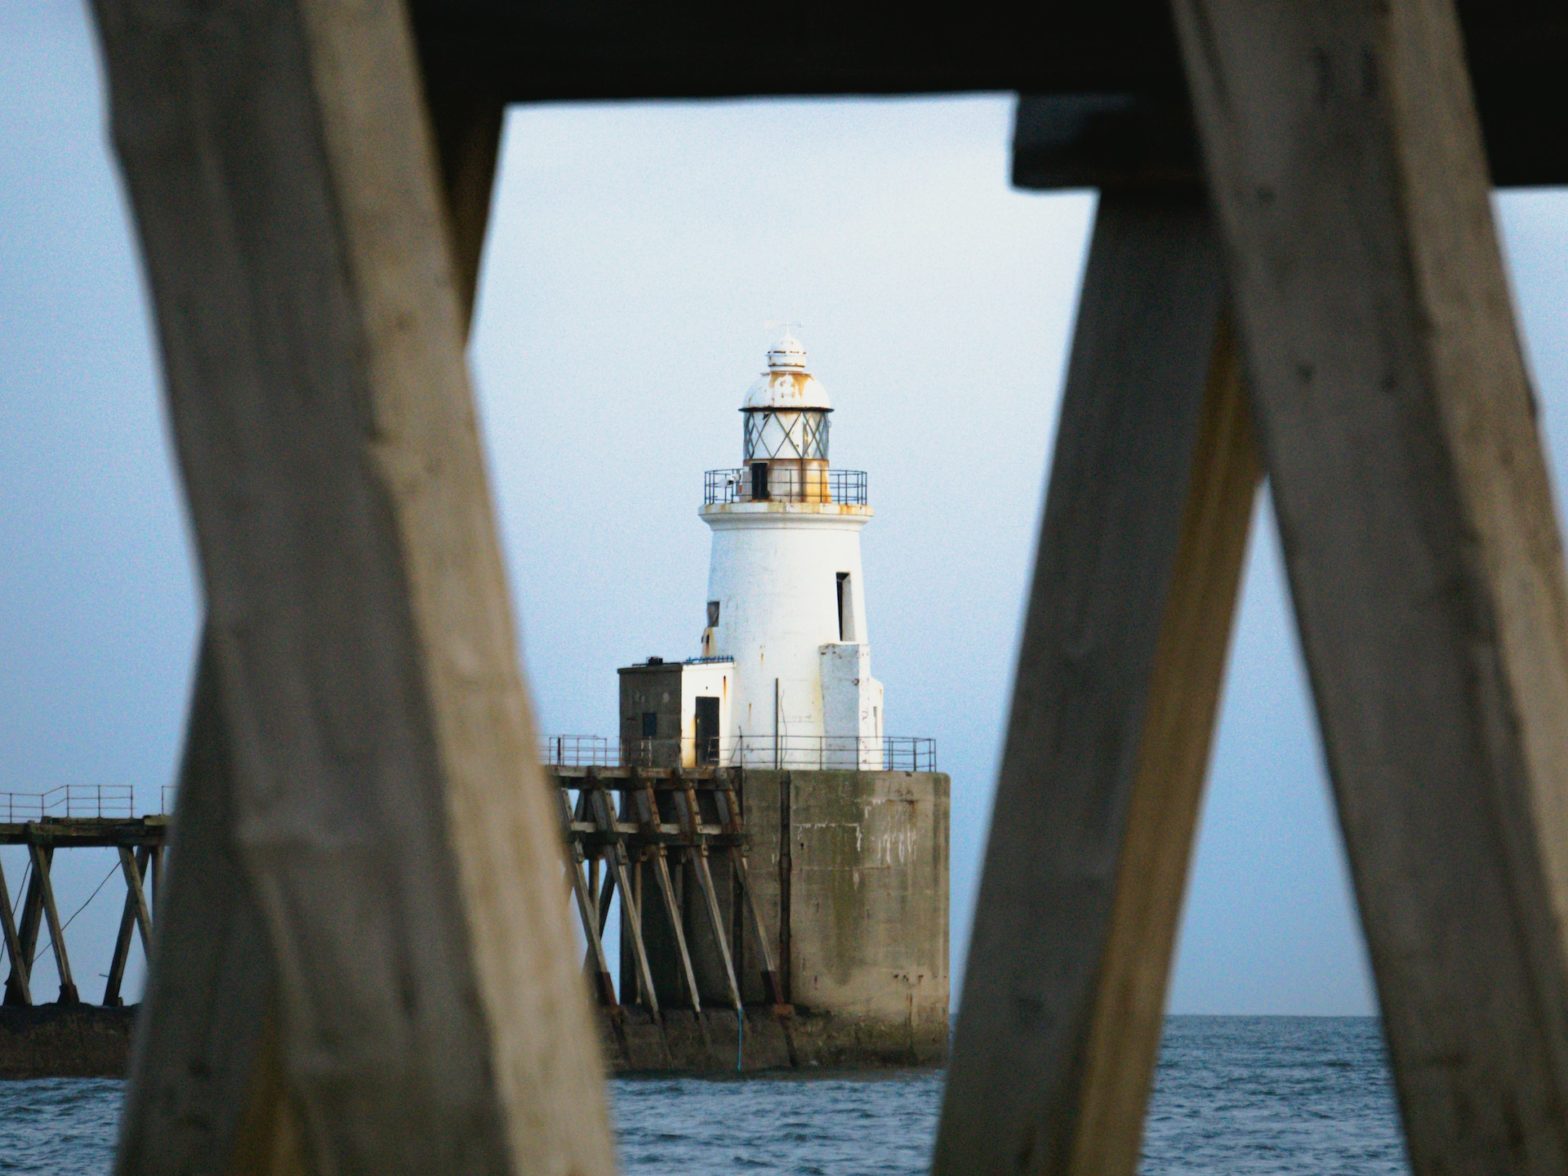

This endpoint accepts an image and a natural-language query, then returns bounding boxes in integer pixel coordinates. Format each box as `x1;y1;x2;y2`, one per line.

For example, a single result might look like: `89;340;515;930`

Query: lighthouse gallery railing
703;467;867;506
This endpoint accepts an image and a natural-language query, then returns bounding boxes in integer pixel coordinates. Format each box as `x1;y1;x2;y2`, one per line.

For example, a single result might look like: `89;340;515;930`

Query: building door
694;696;720;764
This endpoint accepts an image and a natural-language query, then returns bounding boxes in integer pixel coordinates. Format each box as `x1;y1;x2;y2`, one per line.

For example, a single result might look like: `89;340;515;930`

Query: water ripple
0;1017;1407;1174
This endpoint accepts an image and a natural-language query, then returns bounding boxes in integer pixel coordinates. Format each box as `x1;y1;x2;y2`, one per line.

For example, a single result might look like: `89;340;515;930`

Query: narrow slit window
836;571;849;641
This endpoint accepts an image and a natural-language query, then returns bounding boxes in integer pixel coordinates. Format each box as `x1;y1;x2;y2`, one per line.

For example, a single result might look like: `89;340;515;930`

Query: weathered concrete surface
0;1005;138;1078
596;1005;933;1073
784;770;949;1063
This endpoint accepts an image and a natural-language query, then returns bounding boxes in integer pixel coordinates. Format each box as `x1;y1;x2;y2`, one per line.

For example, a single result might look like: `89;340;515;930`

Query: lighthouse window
801;411;830;460
707;600;720;627
641;711;658;739
836;572;850;641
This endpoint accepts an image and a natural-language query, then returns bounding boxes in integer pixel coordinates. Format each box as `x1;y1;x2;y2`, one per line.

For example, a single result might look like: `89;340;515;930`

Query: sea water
0;1017;1407;1174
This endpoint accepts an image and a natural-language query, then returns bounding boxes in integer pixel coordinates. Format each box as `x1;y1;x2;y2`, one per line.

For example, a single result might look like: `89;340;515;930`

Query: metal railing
727;736;937;772
540;734;936;773
540;735;621;767
703;467;867;506
0;784;135;823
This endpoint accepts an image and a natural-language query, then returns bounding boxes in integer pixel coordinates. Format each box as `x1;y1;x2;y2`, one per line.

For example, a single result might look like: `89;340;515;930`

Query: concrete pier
626;768;949;1068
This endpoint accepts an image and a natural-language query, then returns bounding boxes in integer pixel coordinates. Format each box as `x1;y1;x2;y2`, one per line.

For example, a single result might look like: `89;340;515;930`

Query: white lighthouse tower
604;335;948;1066
699;335;884;768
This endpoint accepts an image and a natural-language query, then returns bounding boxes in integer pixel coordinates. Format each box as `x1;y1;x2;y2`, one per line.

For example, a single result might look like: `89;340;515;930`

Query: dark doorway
694;696;720;764
751;461;770;500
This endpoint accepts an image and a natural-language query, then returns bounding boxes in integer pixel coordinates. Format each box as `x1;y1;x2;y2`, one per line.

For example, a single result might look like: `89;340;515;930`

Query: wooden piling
28;845;77;1005
92;0;612;1167
558;790;619;1009
589;782;663;1022
640;776;705;1020
8;850;46;1006
1174;2;1568;1169
103;847;150;1007
689;847;744;1014
0;858;30;1007
118;847;153;956
934;189;1255;1176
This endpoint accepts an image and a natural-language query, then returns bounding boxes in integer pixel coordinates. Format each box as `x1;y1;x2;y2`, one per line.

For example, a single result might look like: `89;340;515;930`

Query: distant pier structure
0;788;166;1077
548;336;950;1068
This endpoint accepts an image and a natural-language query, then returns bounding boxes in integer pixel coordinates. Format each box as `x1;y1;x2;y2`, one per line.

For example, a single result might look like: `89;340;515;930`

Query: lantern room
740;335;833;503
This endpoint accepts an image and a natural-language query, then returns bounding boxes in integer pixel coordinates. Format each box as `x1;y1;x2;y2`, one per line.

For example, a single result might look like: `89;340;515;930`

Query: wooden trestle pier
555;766;794;1068
1;772;791;1071
1;795;166;1011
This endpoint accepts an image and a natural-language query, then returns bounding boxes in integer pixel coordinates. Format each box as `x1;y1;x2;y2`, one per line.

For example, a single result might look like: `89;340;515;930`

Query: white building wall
700;501;872;765
819;642;885;769
677;662;731;765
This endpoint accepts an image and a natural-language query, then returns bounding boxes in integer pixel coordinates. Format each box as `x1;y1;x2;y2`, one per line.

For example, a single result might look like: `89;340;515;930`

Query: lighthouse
699;335;884;768
617;335;888;770
607;333;950;1067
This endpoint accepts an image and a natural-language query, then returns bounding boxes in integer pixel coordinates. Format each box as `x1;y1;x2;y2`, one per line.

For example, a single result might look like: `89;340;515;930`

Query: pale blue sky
5;3;1567;1015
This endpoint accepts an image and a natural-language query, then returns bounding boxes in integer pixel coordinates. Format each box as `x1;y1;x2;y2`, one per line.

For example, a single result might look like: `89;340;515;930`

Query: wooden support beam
92;1;610;1170
28;844;78;1005
103;911;134;1007
716;779;789;1010
728;849;797;1067
558;791;618;1008
672;784;744;1013
118;846;154;955
403;0;1568;189
728;851;787;1009
1173;3;1568;1171
593;862;616;941
651;851;704;1017
0;858;30;1007
933;189;1257;1176
689;847;745;1014
113;47;503;1164
418;55;502;330
635;776;704;1019
5;848;47;1006
588;786;662;1019
148;843;160;913
103;847;148;1008
116;637;297;1175
632;860;647;1005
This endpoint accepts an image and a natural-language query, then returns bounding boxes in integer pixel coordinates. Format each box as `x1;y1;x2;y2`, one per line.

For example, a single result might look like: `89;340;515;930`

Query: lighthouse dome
742;335;833;412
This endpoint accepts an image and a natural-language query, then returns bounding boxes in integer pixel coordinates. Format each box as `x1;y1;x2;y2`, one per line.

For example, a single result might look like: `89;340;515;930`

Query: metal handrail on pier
0;784;135;824
539;734;937;772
